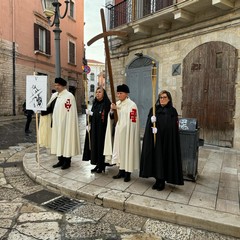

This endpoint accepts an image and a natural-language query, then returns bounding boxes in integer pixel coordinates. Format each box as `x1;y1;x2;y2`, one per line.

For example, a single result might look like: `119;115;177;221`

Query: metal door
182;41;237;147
126;57;157;134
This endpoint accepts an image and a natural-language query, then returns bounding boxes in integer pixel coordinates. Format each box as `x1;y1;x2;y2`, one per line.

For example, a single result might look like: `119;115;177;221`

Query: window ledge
68;15;76;22
34;50;51;58
68;62;77;66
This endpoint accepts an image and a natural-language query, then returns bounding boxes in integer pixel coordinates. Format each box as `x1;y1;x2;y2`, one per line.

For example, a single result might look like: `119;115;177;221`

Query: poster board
26;75;47;111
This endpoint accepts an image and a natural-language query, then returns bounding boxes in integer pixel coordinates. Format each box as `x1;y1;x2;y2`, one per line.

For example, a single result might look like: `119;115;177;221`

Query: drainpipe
12;0;16;115
12;42;16;116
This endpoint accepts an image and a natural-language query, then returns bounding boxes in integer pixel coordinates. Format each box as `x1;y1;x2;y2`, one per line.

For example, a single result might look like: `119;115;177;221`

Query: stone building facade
106;0;240;148
0;0;85;116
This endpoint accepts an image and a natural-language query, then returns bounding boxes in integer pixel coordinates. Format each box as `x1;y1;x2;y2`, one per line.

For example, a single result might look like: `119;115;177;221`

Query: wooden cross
87;8;128;123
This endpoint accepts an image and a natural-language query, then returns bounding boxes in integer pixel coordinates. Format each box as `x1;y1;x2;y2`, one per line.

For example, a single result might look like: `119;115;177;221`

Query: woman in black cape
82;87;111;173
140;90;184;190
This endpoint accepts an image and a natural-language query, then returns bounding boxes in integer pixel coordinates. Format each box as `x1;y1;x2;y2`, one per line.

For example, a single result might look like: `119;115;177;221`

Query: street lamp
41;0;69;78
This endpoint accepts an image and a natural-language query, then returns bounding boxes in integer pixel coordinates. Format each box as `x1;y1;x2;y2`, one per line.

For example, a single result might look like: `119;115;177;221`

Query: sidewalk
0;115;26;123
20;114;240;239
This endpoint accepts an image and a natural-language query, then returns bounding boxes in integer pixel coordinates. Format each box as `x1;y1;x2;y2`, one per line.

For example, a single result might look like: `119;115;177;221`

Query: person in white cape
104;84;140;182
39;77;81;170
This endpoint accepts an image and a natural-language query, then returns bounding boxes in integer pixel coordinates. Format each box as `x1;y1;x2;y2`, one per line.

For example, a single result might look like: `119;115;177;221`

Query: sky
84;0;106;63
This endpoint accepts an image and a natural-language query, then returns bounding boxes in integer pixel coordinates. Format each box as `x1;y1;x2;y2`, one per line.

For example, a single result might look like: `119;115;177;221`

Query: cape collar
119;97;129;106
58;89;67;97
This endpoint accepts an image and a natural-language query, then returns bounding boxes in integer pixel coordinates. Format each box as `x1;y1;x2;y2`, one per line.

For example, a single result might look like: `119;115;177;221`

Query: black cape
140;102;184;185
82;90;111;167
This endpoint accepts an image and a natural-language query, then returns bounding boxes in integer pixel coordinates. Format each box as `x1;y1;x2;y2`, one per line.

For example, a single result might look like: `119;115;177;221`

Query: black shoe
152;179;160;189
156;182;165;191
105;163;116;167
113;169;125;179
52;162;63;168
61;164;71;170
124;172;131;182
152;179;165;191
91;166;98;173
96;165;106;173
25;130;32;134
61;158;71;170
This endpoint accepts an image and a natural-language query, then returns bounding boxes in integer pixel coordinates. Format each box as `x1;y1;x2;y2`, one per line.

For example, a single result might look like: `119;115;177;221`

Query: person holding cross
104;84;140;182
140;90;184;191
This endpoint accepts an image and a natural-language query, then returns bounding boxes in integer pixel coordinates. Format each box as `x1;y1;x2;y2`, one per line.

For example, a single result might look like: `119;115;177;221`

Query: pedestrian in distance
39;77;81;170
82;87;111;173
104;84;140;182
22;100;34;134
140;90;184;191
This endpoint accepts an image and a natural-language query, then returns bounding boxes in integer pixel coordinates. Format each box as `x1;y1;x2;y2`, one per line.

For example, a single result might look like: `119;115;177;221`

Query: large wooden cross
87;8;128;123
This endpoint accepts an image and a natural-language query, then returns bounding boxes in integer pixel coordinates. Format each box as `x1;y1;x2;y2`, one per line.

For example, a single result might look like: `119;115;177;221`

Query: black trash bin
179;118;199;181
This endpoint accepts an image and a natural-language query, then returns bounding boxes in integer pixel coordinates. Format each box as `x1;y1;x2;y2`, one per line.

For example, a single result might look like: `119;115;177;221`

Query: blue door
126;57;158;135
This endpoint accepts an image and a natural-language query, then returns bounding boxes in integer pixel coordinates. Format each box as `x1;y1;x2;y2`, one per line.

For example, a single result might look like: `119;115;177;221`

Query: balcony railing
107;0;174;29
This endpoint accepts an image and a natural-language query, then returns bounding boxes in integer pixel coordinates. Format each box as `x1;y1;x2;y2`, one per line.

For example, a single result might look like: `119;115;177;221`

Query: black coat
82;93;111;166
140;102;184;185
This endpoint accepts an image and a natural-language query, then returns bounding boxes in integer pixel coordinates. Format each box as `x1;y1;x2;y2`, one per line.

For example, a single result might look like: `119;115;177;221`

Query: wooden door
182;41;237;147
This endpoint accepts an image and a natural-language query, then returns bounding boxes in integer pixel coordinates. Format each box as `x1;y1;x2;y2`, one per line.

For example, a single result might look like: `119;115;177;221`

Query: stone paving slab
23;147;240;239
1;116;240;239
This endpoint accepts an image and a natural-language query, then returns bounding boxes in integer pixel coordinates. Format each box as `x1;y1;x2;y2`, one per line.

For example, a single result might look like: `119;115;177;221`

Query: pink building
0;0;85;115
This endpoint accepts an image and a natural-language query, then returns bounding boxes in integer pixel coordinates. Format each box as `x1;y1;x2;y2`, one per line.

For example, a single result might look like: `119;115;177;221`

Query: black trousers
25;114;33;132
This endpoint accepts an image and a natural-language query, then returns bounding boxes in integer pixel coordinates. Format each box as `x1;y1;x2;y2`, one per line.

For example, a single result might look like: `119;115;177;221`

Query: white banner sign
26;75;47;111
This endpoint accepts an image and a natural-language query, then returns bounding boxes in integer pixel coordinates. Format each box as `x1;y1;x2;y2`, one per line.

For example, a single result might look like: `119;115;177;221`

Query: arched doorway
126;56;157;133
182;41;237;147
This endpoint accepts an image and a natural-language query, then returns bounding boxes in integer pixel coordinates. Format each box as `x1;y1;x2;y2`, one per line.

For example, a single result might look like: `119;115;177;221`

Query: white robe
39;89;81;157
104;98;140;172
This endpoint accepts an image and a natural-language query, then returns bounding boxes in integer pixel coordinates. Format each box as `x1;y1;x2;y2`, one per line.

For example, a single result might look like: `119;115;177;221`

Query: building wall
108;2;240;148
87;60;105;103
0;0;84;115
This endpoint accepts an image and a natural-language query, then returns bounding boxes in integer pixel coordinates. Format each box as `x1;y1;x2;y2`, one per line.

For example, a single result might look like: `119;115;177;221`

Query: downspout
12;0;16;115
12;43;16;115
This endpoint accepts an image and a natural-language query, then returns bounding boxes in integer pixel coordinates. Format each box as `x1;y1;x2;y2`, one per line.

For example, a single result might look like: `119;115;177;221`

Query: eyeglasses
160;96;168;99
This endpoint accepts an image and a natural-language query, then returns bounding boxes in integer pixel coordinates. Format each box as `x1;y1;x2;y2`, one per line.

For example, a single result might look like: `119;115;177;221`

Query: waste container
179;118;199;181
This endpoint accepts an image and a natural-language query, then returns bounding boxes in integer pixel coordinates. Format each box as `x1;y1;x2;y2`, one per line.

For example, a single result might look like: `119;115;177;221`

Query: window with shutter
90;73;95;81
34;23;51;55
69;41;76;64
90;84;95;92
69;0;75;18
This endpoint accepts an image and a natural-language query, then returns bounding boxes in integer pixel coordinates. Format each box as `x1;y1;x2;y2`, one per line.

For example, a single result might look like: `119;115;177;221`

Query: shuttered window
68;41;76;64
34;23;51;55
69;0;75;18
90;84;95;92
90;73;95;81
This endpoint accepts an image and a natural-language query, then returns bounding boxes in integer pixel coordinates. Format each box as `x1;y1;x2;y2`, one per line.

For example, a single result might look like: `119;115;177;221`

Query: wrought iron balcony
106;0;236;47
107;0;174;29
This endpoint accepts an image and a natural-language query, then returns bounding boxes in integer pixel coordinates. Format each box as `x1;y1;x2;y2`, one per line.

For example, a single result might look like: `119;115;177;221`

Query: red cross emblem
65;99;72;111
130;108;137;123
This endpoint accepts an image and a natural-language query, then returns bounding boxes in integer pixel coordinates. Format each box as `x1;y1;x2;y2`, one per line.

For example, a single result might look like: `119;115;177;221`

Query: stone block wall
109;21;240;148
0;39;13;115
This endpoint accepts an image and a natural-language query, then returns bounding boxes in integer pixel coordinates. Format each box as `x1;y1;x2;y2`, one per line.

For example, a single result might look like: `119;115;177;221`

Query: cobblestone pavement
0;117;239;240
